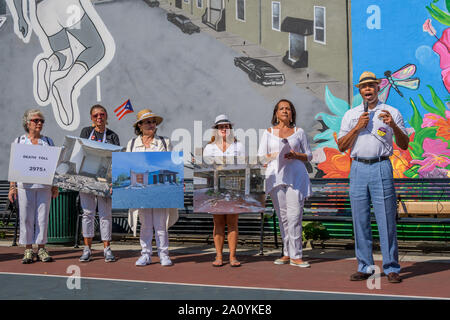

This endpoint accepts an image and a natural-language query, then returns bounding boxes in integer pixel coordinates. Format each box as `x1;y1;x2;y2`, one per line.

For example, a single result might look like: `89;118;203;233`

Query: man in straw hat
337;71;409;283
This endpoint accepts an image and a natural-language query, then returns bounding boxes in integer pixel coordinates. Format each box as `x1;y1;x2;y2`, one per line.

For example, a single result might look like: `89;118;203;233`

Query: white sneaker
290;260;311;268
135;254;151;266
160;256;172;266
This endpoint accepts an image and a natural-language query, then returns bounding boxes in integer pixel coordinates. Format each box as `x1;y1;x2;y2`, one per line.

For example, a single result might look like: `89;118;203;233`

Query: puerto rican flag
114;99;134;120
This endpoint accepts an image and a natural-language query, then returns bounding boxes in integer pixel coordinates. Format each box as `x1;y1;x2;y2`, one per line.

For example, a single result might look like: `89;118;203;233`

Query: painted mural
6;0;115;131
313;0;450;179
2;0;447;180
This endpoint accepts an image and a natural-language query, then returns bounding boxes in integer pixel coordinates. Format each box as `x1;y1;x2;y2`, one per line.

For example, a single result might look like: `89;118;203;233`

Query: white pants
80;192;112;241
269;185;304;259
18;187;52;245
138;209;169;258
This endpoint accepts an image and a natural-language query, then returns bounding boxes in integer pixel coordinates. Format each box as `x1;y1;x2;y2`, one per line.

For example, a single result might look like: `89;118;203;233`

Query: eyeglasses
217;125;231;130
92;113;106;118
30;119;45;124
140;119;157;125
281;138;288;144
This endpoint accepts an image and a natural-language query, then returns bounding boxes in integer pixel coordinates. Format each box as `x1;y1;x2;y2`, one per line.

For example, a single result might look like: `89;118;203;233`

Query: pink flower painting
411;138;450;176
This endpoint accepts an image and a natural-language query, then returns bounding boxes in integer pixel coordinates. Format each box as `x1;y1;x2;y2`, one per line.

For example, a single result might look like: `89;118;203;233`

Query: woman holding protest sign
8;109;59;264
203;114;245;267
126;109;178;267
78;104;120;263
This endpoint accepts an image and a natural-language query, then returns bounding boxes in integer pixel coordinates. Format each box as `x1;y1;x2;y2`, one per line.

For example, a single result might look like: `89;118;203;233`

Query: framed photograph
53;136;125;197
112;151;184;209
194;157;266;214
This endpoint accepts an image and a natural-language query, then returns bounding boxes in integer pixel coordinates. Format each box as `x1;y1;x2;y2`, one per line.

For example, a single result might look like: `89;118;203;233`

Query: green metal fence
267;216;449;242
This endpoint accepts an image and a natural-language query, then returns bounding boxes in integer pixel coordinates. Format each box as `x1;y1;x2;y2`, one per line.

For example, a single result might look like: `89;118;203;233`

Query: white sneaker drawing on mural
51;62;87;126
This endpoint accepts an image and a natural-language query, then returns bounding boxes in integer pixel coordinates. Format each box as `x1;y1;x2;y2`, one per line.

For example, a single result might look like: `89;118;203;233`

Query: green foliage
409;98;423;133
302;221;330;241
205;189;220;196
427;2;450;25
116;173;129;183
409;85;448;161
418;86;447;118
404;165;421;178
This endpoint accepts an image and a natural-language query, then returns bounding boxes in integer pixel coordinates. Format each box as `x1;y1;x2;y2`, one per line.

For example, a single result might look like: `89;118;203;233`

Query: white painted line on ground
0;272;448;300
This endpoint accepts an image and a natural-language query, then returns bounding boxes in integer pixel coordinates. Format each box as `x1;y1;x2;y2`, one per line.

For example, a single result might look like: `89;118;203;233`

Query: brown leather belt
352;156;389;164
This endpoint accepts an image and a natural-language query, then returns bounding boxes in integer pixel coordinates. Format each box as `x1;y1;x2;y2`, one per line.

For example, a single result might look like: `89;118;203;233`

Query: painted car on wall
143;0;160;7
234;57;285;86
167;13;200;35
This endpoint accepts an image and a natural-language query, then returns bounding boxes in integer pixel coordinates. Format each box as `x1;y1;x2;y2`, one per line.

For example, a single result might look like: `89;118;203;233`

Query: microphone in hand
364;100;369;113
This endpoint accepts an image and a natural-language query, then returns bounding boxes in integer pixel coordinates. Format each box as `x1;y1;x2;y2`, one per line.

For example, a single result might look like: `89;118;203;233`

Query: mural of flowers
422;110;450;140
312;87;361;178
317;147;351;178
411;138;450;176
407;85;449;178
423;18;450;92
313;84;449;179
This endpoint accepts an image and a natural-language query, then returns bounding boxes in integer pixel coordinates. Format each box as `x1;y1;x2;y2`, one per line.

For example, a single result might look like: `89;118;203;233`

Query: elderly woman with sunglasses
78;104;120;263
203;115;245;267
8;109;59;264
257;99;312;268
126;109;178;267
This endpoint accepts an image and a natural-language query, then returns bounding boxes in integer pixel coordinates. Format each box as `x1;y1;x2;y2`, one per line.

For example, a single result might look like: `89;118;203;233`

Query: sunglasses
140;119;158;125
92;113;106;118
30;119;45;124
217;124;231;129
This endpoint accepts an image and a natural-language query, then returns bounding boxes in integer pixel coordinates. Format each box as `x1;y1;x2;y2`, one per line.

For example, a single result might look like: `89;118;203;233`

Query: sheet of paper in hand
277;140;291;173
53;136;125;197
8;143;61;185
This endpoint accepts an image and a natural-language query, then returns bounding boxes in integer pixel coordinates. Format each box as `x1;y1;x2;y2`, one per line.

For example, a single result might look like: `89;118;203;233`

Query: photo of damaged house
111;152;184;209
53;136;125;197
194;158;266;214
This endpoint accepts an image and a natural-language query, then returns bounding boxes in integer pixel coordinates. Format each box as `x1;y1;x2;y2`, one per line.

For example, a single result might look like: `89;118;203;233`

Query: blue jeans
349;159;400;275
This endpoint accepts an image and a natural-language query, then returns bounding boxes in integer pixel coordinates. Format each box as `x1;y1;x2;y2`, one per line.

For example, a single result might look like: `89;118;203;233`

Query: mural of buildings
168;0;351;100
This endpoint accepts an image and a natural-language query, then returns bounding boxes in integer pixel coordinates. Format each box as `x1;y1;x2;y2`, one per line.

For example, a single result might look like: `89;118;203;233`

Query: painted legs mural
6;0;115;131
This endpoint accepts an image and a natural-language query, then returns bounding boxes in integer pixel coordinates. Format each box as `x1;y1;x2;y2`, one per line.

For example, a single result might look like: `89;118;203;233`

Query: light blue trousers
349;159;400;275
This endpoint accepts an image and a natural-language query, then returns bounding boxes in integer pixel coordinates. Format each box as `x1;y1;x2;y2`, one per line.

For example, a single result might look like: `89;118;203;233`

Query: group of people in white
8;71;409;283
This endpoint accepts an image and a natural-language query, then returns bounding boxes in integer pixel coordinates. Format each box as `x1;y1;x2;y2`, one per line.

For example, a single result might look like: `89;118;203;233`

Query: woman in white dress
8;109;59;263
258;100;312;268
126;109;178;267
203;115;245;267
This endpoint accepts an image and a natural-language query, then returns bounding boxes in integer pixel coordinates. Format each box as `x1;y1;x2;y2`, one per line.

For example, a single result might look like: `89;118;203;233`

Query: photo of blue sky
112;152;184;209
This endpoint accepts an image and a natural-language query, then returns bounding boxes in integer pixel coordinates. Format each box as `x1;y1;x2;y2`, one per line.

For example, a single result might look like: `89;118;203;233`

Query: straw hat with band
133;109;163;127
212;114;234;129
355;71;381;88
